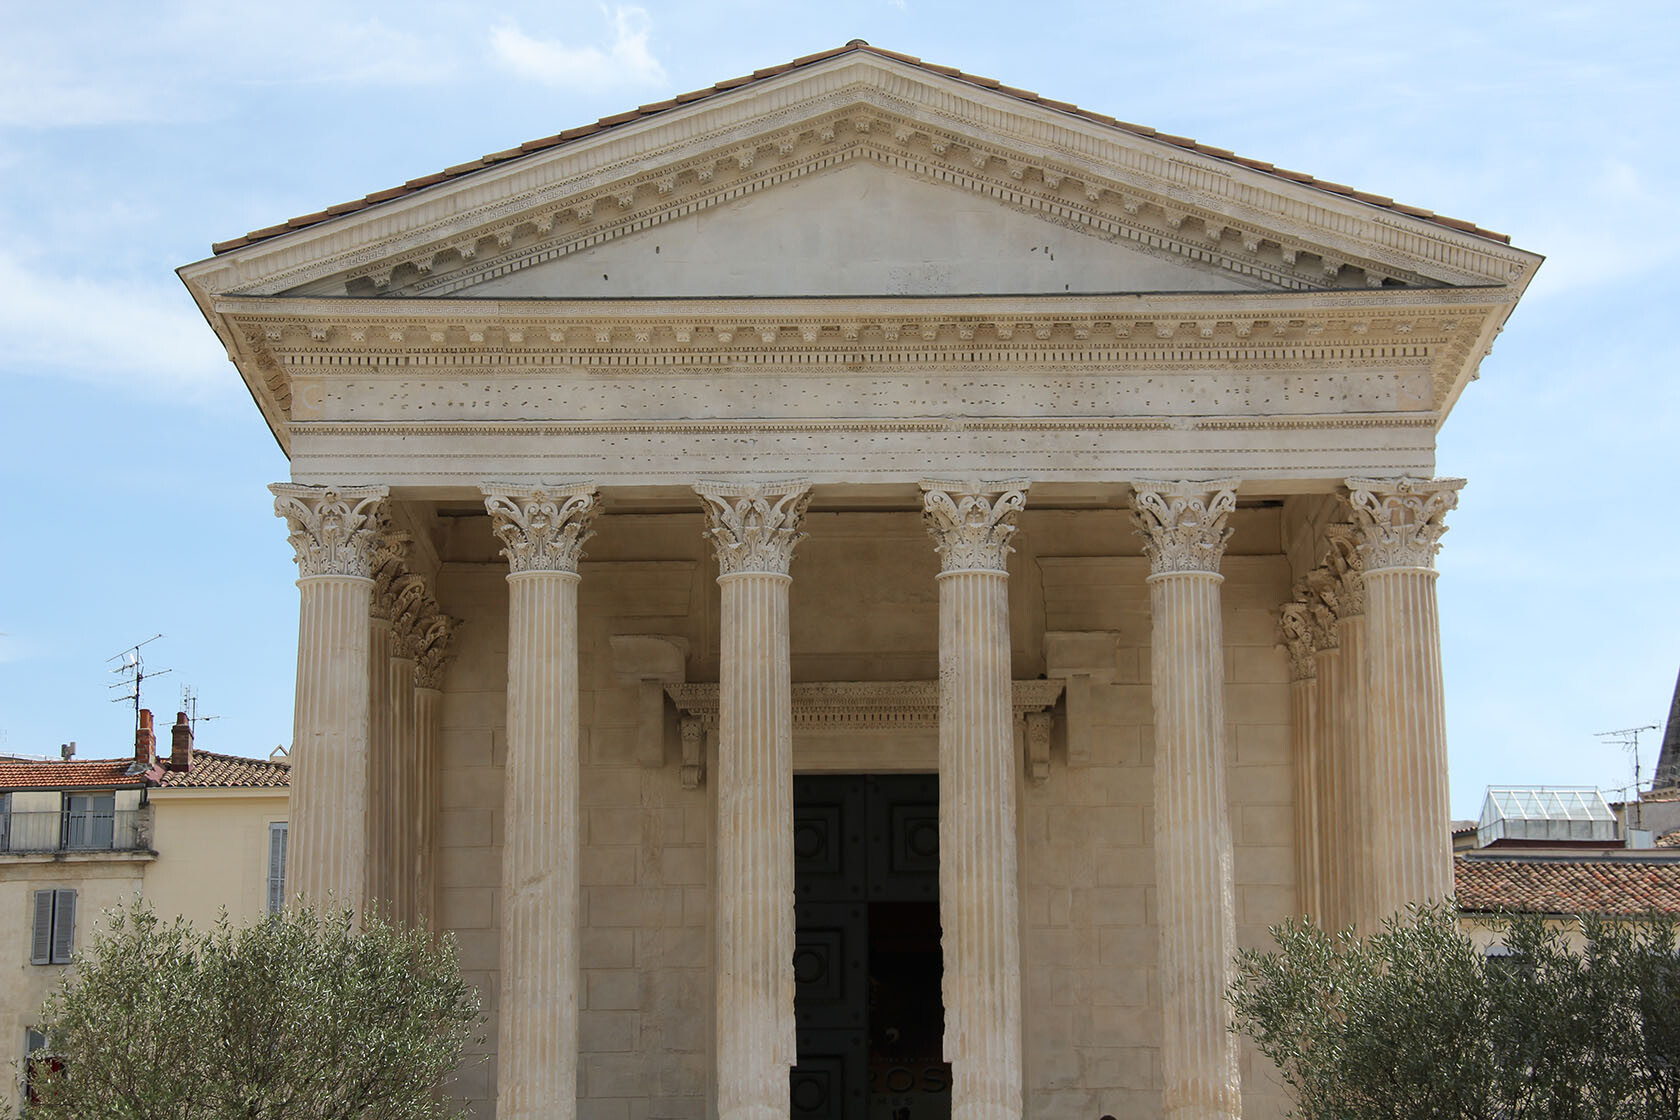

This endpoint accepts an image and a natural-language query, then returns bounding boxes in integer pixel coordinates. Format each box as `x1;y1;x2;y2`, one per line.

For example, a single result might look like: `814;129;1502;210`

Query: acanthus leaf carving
1345;476;1464;571
482;483;600;574
1323;522;1366;616
920;480;1029;574
1277;597;1317;682
1130;480;1238;576
270;484;389;578
695;480;811;577
413;608;458;690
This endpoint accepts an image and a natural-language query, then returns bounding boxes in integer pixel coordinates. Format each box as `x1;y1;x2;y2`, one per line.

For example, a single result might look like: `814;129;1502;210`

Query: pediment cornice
183;55;1539;302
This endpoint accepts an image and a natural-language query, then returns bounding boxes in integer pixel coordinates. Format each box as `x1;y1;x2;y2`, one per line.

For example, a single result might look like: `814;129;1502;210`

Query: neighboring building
1456;850;1680;951
178;42;1541;1120
0;711;288;1112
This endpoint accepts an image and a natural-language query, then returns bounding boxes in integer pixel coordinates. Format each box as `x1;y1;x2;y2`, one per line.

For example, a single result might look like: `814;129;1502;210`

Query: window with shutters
267;822;287;915
23;1026;61;1106
29;890;75;966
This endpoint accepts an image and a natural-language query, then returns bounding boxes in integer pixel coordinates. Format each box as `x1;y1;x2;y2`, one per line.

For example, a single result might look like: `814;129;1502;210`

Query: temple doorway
791;774;950;1120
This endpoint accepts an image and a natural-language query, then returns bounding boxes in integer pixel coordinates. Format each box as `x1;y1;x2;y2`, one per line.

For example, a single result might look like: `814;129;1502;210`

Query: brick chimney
133;709;156;770
169;711;192;772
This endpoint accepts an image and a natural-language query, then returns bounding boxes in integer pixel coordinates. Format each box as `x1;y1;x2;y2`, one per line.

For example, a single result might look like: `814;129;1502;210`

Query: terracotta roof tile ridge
210;41;1512;255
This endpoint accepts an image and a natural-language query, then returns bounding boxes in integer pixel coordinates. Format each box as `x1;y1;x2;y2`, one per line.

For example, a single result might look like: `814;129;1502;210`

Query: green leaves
25;902;483;1120
1228;904;1680;1120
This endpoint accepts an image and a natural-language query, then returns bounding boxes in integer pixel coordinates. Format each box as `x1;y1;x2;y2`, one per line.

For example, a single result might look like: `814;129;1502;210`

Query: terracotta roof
1456;855;1680;916
154;750;289;790
211;41;1509;255
0;758;152;791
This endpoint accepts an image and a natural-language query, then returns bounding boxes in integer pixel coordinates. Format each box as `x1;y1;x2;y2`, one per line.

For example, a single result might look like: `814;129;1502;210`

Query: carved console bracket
665;680;1063;786
610;635;690;771
1043;630;1123;770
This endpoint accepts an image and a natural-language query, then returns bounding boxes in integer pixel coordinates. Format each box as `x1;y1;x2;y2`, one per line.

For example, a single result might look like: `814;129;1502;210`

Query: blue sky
0;1;1674;819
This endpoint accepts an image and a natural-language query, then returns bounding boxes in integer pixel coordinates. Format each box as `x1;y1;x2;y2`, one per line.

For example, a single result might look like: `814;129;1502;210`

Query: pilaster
921;479;1029;1120
1131;479;1242;1120
695;479;811;1120
483;482;599;1120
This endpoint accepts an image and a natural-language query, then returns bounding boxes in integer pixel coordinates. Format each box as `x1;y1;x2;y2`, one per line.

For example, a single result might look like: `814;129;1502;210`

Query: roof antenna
180;685;221;737
107;635;171;729
1597;723;1662;832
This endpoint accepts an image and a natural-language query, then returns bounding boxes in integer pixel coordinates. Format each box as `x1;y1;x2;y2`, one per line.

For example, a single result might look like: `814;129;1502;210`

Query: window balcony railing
0;810;144;853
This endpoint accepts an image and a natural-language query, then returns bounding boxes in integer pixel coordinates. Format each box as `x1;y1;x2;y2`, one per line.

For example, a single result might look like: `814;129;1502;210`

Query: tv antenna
180;685;221;735
107;635;171;728
1597;723;1662;831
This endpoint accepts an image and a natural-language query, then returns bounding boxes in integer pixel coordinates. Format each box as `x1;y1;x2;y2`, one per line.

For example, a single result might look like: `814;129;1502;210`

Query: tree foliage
25;902;482;1120
1228;904;1680;1120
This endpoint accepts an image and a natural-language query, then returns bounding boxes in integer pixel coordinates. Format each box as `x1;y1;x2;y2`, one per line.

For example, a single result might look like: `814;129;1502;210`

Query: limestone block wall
431;506;1298;1119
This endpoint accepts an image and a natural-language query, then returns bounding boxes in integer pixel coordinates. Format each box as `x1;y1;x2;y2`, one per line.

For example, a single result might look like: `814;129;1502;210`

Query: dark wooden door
793;775;949;1120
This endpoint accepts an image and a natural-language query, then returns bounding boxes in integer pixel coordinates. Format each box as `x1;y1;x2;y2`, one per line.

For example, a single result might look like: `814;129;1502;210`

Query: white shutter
29;891;53;965
267;823;288;914
49;891;75;965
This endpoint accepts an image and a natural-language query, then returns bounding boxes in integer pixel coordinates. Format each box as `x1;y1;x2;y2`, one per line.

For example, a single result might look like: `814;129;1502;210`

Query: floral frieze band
1130;479;1238;576
482;483;600;574
920;480;1030;574
270;484;389;578
694;480;812;576
1345;476;1465;571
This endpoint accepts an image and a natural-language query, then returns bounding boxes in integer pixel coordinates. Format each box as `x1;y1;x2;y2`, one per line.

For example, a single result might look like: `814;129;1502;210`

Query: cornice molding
665;678;1064;730
185;58;1536;298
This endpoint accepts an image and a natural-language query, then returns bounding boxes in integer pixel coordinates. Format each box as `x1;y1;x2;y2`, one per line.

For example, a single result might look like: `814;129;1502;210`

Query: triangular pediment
448;160;1271;299
188;49;1538;305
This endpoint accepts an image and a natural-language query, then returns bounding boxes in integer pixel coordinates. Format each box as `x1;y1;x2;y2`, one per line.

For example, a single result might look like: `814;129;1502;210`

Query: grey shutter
29;891;53;965
267;823;287;915
49;891;75;965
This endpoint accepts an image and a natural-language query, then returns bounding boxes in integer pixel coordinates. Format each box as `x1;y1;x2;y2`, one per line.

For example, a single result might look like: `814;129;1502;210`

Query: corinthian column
1346;477;1463;918
696;480;811;1120
366;529;411;918
1132;480;1241;1120
1278;592;1320;922
482;482;599;1120
921;479;1028;1120
271;483;388;913
1323;524;1374;929
387;580;431;925
412;609;455;928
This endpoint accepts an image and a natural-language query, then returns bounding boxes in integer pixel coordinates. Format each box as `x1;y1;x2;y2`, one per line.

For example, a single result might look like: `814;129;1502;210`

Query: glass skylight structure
1476;786;1619;847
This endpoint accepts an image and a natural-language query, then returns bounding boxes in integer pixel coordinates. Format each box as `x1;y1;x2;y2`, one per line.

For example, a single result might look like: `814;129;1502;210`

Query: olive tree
24;902;481;1120
1228;904;1680;1120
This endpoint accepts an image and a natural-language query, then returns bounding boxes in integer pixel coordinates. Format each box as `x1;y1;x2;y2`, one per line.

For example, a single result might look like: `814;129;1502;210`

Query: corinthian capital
1345;477;1464;571
919;480;1030;574
1323;523;1366;616
695;480;812;576
413;609;457;690
270;484;389;578
1130;480;1238;576
482;483;600;574
368;524;413;620
1278;598;1317;682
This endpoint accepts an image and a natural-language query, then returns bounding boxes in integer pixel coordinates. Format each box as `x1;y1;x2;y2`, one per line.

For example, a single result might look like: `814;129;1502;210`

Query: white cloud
490;7;666;90
0;253;230;399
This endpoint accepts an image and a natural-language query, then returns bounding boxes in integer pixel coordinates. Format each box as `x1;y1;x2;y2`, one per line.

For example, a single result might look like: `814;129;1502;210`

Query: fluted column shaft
367;615;396;912
413;684;443;926
921;481;1028;1120
388;650;418;924
1310;637;1347;931
1279;600;1320;922
697;480;810;1120
1336;611;1373;926
1133;481;1241;1120
1348;477;1462;919
484;483;599;1120
272;484;388;915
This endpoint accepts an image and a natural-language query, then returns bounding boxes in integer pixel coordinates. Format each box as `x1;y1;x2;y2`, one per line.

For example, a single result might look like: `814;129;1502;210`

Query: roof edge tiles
210;41;1511;256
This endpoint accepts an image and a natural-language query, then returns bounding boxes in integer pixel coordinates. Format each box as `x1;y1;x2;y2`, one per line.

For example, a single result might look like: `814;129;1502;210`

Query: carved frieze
1130;480;1238;576
1345;476;1464;571
482;483;600;574
270;484;389;578
920;480;1029;574
695;480;812;577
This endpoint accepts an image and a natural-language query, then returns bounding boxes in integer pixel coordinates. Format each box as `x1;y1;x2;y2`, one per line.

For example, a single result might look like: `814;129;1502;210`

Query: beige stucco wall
0;856;150;1112
433;504;1299;1119
146;789;289;929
